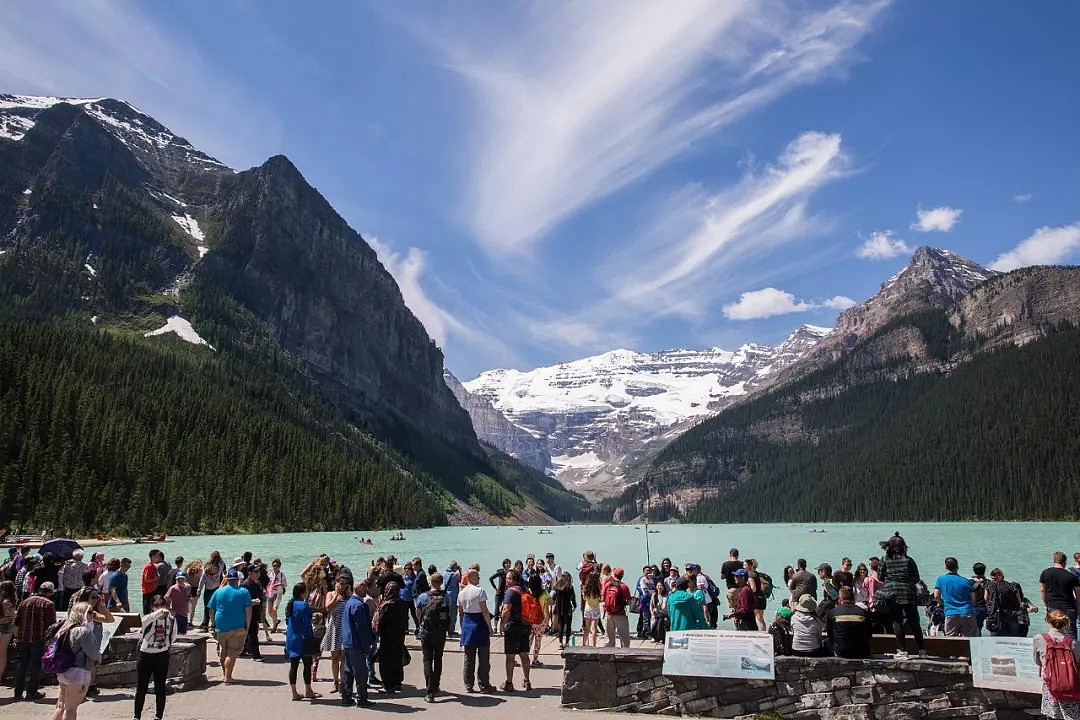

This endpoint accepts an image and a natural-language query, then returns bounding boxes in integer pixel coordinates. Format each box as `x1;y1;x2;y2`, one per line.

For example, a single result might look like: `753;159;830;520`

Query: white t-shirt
458;584;488;614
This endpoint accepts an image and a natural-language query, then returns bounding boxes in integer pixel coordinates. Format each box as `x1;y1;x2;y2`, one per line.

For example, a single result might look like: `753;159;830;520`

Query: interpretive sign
662;630;774;680
56;612;124;654
969;636;1041;694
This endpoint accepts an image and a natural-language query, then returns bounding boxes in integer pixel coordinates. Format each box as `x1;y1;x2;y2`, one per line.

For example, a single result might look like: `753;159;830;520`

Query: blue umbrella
38;538;83;560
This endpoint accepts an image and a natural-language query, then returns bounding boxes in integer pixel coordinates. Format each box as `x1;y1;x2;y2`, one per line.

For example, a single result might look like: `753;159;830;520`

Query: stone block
832;689;852;706
562;653;618;707
758;695;800;712
851;685;879;703
856;670;877;685
713;702;747;718
799;692;839;710
819;705;876;720
877;701;928;720
683;696;719;714
927;708;983;719
928;696;952;711
875;670;917;685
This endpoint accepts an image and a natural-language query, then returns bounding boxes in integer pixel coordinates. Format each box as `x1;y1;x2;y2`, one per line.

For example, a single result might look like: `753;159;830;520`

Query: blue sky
2;1;1078;378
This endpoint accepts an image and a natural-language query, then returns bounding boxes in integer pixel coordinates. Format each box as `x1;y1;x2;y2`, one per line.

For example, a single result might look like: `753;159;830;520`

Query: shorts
754;597;767;611
503;624;530;655
583;608;601;621
944;614;977;637
58;667;92;686
216;628;248;661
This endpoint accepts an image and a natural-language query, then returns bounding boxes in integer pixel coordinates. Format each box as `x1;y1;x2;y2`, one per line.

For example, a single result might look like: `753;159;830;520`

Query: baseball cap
684;562;700;571
816;563;831;572
778;607;793;620
175;571;186;579
733;568;749;577
226;569;240;580
613;567;625;579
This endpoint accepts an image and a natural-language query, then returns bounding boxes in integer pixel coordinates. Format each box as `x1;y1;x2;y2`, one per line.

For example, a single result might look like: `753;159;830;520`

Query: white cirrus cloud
419;0;889;255
723;287;855;320
911;205;963;233
368;235;466;349
857;230;911;259
989;222;1080;272
1012;193;1034;203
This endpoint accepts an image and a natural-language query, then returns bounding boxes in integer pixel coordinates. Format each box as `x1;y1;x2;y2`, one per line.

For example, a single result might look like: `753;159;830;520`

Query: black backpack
420;592;451;635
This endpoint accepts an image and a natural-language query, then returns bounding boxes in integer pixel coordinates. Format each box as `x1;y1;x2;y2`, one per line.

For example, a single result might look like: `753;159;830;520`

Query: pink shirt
865;573;883;610
164;584;190;615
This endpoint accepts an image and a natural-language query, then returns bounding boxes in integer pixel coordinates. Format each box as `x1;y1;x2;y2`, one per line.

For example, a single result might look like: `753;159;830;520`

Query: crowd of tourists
1;538;1079;719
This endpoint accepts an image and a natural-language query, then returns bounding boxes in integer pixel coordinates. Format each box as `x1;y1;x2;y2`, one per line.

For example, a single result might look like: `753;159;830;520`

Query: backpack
914;580;930;606
41;624;77;675
420;592;451;636
1041;633;1080;702
521;592;544;626
971;577;986;607
759;573;774;599
602;580;627;614
579;562;596;585
996;582;1020;613
705;575;720;601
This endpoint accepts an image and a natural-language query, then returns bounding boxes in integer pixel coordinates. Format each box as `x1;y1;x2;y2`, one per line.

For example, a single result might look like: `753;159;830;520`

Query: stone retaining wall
561;647;1041;719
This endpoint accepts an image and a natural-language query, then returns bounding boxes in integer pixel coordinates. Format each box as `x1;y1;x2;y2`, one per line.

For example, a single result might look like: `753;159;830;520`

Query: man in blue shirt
934;557;977;637
443;561;462;637
342;580;376;707
107;558;131;612
208;569;253;683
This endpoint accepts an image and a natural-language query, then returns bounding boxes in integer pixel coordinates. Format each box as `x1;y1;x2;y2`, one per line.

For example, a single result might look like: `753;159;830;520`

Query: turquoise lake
102;522;1077;626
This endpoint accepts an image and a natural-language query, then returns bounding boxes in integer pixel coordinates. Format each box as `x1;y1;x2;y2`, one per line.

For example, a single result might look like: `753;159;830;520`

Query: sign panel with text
969;636;1041;694
662;630;774;680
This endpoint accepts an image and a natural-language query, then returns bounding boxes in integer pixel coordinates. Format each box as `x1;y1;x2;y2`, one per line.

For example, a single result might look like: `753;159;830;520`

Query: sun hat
778;607;794;620
232;557;246;568
794;594;817;613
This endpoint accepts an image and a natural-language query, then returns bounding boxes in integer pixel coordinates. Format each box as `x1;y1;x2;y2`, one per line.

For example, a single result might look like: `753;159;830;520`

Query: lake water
105;522;1077;626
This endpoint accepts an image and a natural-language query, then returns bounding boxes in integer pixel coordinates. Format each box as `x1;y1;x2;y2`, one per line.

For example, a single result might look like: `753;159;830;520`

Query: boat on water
388;533;407;541
647;530;661;534
538;529;553;535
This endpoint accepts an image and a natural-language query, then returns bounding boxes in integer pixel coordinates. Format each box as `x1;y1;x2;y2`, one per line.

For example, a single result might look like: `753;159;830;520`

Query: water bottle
570;633;576;646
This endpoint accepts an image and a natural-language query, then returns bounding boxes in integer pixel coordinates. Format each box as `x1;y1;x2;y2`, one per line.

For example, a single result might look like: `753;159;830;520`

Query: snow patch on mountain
171;214;205;242
144;316;215;350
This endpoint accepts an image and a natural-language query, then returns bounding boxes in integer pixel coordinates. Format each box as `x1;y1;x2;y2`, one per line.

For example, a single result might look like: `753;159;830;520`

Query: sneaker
894;650;909;660
479;684;497;693
26;691;46;701
465;686;476;694
425;695;435;703
356;699;373;707
919;650;928;659
532;659;543;667
85;686;100;697
341;698;354;707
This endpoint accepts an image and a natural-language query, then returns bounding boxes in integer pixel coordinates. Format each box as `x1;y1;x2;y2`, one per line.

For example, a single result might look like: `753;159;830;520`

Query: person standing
581;572;603;645
720;549;742;612
545;553;563;634
458;568;495;693
284;583;319;701
636;566;653;639
12;581;56;701
1040;551;1080;640
0;580;16;684
141;550;161;616
320;575;348;692
411;559;429;637
788;559;818;602
375;582;409;693
197;552;224;632
1032;609;1080;720
134;595;176;720
553;573;577;649
971;562;989;636
724;569;756;631
443;561;462;638
51;601;100;720
827;587;872;659
834;558;855;589
934;557;977;637
417;572;451;703
241;565;266;661
875;533;926;659
60;550;88;610
208;569;252;684
489;559;510;635
985;568;1024;637
602;567;632;648
341;581;375;707
266;559;287;634
154;553;171;600
164;572;191;634
107;558;131;612
500;570;532;692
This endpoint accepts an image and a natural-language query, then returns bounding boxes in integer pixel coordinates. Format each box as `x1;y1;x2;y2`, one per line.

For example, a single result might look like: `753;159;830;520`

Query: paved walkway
0;632;649;719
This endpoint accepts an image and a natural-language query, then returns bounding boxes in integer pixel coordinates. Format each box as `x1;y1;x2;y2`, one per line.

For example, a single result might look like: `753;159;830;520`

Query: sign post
662;630;775;680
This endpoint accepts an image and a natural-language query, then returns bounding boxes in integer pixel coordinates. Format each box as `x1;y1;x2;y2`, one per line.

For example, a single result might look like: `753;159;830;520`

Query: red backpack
603;580;626;614
579;562;596;584
521;593;544;626
1041;633;1080;702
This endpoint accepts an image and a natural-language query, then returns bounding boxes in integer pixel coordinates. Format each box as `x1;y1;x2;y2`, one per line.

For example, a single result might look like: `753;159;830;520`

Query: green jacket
667;590;707;631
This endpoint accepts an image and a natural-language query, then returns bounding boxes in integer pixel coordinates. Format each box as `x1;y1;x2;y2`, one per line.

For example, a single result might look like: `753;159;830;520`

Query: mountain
463;324;829;499
444;372;551;472
616;251;1080;523
0;94;582;532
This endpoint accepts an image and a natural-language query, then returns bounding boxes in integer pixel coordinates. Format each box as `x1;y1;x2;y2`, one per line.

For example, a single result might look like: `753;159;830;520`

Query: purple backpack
41;624;76;674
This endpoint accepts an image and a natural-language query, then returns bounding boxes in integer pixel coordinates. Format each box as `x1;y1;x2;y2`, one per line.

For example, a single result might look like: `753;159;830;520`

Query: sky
1;1;1078;378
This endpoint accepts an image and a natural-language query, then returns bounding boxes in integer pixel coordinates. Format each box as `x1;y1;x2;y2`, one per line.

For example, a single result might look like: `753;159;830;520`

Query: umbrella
38;538;83;560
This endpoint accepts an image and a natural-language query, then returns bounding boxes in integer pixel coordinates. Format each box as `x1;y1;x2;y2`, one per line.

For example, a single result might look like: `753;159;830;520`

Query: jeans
636;596;651;637
13;641;43;697
463;644;490;690
1060;607;1079;640
604;614;631;648
446;595;459;634
421;632;446;695
342;647;370;702
134;650;169;720
143;592;156;615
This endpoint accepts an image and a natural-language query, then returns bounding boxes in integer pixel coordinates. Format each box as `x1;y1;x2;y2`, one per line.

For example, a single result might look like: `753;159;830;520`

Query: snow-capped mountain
462;324;830;497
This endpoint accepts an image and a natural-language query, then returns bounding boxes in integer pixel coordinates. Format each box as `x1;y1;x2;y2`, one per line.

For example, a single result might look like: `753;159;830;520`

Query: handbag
402;647;411;667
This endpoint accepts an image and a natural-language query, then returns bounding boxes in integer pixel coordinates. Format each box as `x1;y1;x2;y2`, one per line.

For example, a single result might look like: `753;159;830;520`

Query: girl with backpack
135;595;176;720
525;575;546;666
1034;609;1080;720
50;600;101;720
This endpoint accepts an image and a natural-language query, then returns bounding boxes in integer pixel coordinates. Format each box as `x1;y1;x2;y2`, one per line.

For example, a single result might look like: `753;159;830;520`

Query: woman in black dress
376;581;410;692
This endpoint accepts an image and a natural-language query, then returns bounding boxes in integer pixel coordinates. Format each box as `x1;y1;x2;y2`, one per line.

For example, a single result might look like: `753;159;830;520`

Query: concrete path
0;632;649;719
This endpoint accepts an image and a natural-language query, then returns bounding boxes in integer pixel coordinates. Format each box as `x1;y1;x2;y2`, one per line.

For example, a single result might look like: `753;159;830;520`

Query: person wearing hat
667;577;706;631
768;606;794;655
603;568;632;648
208;568;253;683
723;569;756;631
164;571;191;634
241;564;266;661
791;594;826;657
